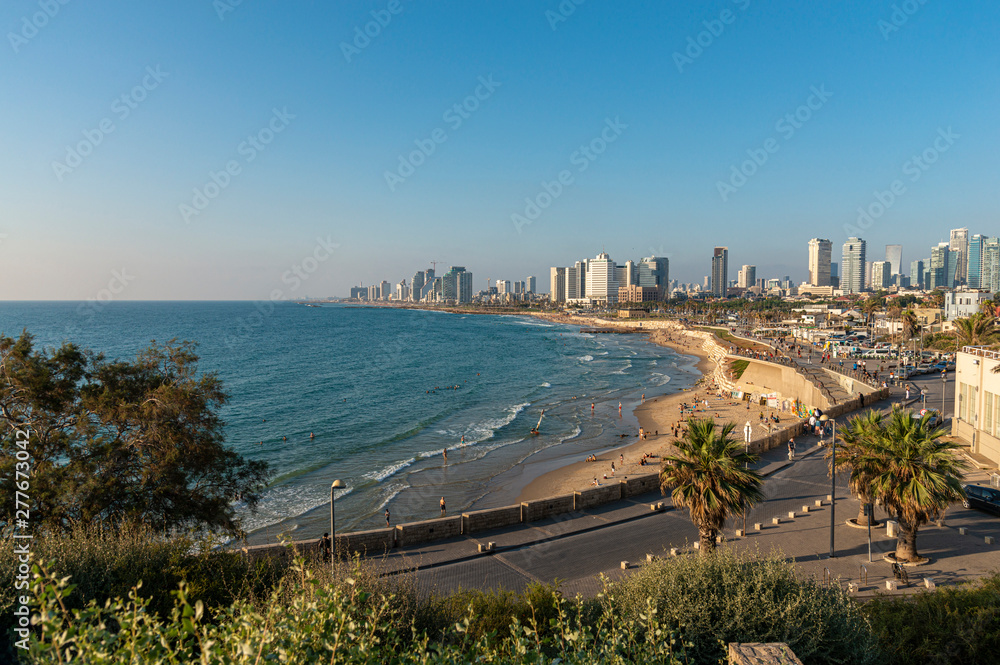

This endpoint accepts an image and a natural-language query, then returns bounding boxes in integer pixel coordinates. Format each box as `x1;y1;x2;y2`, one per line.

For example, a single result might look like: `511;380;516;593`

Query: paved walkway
360;388;1000;600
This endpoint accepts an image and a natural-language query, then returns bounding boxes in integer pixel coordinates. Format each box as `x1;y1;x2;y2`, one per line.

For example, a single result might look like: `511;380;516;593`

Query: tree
900;310;920;341
847;408;966;563
660;418;763;554
829;412;884;527
0;333;271;536
953;312;998;348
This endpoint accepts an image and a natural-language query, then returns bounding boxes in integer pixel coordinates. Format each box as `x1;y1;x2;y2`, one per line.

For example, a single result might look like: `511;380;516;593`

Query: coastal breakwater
239;472;662;561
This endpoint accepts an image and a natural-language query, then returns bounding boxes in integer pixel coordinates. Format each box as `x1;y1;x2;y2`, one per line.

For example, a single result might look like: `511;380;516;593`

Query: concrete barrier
462;505;522;534
395;516;462;547
574;483;622;510
620;473;660;497
521;494;576;522
337;527;395;555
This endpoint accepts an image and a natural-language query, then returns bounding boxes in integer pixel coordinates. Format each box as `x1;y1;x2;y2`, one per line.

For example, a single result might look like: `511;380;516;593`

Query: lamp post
820;415;836;558
330;479;344;561
941;369;947;418
743;421;752;533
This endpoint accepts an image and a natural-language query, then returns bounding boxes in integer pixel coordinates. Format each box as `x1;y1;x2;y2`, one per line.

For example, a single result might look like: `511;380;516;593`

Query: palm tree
901;309;920;341
830;411;884;527
851;408;967;563
660;418;764;555
953;312;998;348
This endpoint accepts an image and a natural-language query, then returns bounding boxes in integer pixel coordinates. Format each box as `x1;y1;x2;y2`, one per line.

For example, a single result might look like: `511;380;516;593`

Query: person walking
787;438;796;461
385;509;390;527
439;497;446;517
321;532;332;562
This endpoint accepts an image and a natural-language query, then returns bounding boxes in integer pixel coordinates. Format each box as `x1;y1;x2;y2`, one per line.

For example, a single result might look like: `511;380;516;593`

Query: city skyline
3;2;1000;299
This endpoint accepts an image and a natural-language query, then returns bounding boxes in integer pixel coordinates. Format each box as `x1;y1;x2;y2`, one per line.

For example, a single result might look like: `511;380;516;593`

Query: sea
0;302;700;541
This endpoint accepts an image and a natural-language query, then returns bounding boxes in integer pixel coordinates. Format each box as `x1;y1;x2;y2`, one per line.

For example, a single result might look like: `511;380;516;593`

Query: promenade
363;379;999;601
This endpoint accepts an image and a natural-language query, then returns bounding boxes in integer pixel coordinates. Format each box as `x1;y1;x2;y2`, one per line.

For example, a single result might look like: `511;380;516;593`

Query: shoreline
517;319;717;502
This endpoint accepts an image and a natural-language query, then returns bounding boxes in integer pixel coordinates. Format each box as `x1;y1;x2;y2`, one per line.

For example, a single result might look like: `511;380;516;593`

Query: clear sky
3;0;998;299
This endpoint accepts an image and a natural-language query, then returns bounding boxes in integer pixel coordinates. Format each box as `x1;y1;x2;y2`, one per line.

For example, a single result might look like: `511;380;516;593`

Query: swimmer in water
310;432;315;439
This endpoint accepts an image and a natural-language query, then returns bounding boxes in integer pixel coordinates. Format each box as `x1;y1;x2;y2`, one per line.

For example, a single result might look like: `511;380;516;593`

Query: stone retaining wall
621;473;661;497
521;494;576;522
395;515;462;547
338;527;395;555
463;505;523;534
574;484;622;510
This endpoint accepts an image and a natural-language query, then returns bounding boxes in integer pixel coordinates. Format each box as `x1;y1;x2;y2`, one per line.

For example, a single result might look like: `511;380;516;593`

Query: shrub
864;572;1000;664
605;548;881;665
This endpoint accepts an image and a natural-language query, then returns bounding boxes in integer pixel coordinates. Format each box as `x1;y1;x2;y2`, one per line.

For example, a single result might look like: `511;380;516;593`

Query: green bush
864;573;1000;664
606;548;881;665
417;582;564;643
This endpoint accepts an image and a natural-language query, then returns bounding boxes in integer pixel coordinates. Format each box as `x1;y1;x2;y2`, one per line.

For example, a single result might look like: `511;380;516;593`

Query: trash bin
886;520;898;538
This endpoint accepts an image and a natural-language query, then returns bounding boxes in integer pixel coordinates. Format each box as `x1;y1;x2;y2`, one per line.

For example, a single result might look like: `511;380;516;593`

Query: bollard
827;494;833;502
620;561;629;570
802;505;811;513
735;529;745;537
924;578;936;589
848;582;859;593
815;499;824;507
693;542;700;550
887;520;898;537
886;579;899;591
754;522;763;531
958;527;967;536
650;503;658;511
647;553;656;562
488;542;495;550
986;536;995;545
716;535;724;544
788;511;797;519
773;517;781;525
670;547;680;556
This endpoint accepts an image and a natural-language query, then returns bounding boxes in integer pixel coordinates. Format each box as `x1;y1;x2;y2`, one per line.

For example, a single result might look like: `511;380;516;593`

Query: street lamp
330;479;344;560
941;369;947;418
820;415;836;558
743;421;752;533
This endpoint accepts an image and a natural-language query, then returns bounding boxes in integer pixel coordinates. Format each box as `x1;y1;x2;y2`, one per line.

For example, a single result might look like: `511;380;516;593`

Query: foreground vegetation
5;527;997;664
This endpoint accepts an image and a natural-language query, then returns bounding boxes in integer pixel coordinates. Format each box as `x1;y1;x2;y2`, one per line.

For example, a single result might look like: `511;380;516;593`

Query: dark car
963;484;1000;516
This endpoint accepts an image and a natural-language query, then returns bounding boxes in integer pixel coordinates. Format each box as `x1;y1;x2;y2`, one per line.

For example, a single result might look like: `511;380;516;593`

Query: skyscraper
586;252;618;302
549;267;566;302
737;265;756;288
885;244;902;276
710;247;729;297
807;238;832;286
910;259;926;290
638;256;669;299
982;238;1000;293
929;242;953;290
950;228;969;286
566;266;579;299
526;276;536;294
968;234;985;289
411;271;425;302
871;261;891;290
841;237;866;294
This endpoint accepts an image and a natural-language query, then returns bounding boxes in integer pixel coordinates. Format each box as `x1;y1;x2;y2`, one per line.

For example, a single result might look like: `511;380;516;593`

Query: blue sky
2;0;998;299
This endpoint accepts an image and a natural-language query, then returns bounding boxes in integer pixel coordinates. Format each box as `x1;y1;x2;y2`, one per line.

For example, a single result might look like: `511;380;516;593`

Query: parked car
963;484;1000;516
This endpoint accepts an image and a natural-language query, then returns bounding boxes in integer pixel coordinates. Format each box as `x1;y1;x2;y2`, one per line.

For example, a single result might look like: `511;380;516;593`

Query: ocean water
0;302;700;540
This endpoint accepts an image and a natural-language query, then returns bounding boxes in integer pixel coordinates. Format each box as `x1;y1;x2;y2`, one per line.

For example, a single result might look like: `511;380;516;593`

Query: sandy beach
517;317;796;502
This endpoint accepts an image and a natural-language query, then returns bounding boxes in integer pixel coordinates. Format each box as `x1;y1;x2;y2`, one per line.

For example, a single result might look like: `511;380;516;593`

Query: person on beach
787;439;795;461
443;449;448;462
385;510;390;527
620;453;624;464
321;533;332;562
611;462;615;475
440;497;446;516
591;402;595;411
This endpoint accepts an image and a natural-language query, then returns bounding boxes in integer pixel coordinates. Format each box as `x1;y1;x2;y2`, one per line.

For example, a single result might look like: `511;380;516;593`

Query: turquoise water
0;302;699;539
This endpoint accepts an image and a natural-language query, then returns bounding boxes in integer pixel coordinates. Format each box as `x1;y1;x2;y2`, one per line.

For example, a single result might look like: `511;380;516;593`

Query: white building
808;238;832;286
586;252;619;303
549;267;566;302
945;290;993;320
841;237;866;294
954;347;1000;465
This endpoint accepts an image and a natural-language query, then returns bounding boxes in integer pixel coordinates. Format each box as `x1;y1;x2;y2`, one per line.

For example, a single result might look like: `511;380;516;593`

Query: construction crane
430;260;442;273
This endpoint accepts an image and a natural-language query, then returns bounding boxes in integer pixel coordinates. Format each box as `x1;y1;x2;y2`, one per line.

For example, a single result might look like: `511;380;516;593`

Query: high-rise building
411;271;425;302
950;228;969;286
885;244;902;276
379;280;391;301
549;268;566;302
737;265;756;288
566;266;579;299
637;256;669;300
910;259;926;290
710;247;729;297
841;237;866;294
929;242;954;290
586;252;619;302
871;261;892;290
807;238;832;286
968;235;985;289
983;237;1000;293
527;276;536;294
458;271;473;303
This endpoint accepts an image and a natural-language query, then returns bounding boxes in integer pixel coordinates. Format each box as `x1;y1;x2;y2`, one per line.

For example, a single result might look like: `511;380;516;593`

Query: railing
963;346;1000;360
